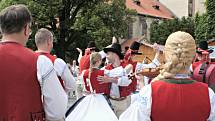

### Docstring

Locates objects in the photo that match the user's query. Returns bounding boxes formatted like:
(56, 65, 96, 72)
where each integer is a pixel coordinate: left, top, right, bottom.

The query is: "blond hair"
(88, 52, 102, 79)
(35, 28, 53, 46)
(153, 31, 196, 81)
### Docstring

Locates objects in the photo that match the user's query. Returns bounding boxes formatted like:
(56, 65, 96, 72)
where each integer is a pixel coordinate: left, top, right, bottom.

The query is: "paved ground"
(67, 93, 77, 109)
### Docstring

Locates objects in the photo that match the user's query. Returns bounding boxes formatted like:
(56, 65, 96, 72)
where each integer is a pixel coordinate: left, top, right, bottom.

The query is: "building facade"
(125, 0, 174, 40)
(159, 0, 206, 18)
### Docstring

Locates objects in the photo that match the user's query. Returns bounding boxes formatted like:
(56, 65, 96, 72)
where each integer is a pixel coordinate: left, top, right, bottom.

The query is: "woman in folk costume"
(119, 31, 215, 121)
(66, 52, 132, 121)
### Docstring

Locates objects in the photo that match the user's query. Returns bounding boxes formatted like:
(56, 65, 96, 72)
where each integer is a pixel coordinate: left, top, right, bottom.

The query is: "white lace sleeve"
(119, 84, 152, 121)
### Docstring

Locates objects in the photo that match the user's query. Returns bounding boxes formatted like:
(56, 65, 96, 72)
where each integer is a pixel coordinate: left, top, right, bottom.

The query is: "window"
(139, 16, 147, 36)
(188, 0, 194, 17)
(127, 23, 133, 39)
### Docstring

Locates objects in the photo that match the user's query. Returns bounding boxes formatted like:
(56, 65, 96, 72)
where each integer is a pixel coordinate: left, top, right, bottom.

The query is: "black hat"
(103, 43, 124, 59)
(130, 41, 142, 55)
(87, 41, 97, 51)
(197, 41, 213, 53)
(125, 46, 129, 51)
(199, 41, 208, 50)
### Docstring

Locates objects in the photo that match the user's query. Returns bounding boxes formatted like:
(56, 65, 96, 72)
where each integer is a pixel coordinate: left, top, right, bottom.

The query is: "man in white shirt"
(35, 28, 76, 94)
(0, 5, 67, 121)
(97, 43, 132, 117)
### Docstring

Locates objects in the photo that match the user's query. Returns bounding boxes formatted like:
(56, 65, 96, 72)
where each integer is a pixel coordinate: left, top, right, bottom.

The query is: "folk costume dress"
(119, 75, 215, 121)
(66, 66, 128, 121)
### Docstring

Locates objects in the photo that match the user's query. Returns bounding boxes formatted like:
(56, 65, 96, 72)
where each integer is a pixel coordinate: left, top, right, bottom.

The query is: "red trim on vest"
(0, 42, 45, 121)
(83, 69, 111, 95)
(105, 61, 132, 97)
(36, 52, 65, 89)
(151, 80, 210, 121)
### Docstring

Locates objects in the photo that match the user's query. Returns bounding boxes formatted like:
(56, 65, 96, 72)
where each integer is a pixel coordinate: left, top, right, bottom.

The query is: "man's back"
(0, 42, 44, 121)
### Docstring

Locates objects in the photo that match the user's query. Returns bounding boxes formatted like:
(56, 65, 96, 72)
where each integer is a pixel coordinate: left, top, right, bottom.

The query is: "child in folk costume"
(119, 31, 215, 121)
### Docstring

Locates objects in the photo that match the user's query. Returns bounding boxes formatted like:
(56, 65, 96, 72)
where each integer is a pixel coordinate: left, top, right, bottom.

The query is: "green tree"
(0, 0, 135, 61)
(206, 0, 215, 40)
(195, 13, 208, 42)
(150, 20, 159, 44)
(73, 0, 136, 50)
(150, 17, 195, 45)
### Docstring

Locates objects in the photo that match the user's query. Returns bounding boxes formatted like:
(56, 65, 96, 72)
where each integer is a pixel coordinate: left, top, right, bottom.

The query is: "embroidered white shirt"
(37, 55, 68, 121)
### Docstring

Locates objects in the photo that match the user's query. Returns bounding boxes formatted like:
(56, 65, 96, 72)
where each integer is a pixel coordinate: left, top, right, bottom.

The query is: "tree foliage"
(0, 0, 135, 61)
(73, 0, 136, 50)
(206, 0, 215, 40)
(150, 17, 195, 45)
(194, 13, 208, 42)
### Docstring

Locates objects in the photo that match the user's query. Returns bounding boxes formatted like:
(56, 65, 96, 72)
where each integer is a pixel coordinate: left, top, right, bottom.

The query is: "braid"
(153, 31, 196, 81)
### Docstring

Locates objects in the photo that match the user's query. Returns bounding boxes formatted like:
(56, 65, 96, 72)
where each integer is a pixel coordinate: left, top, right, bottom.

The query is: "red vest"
(151, 80, 210, 121)
(192, 62, 215, 92)
(105, 61, 132, 97)
(36, 52, 65, 89)
(192, 60, 204, 71)
(0, 42, 45, 121)
(83, 69, 111, 95)
(79, 54, 90, 73)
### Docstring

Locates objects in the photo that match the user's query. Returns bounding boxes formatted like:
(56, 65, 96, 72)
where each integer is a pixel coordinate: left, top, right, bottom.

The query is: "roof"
(126, 0, 174, 19)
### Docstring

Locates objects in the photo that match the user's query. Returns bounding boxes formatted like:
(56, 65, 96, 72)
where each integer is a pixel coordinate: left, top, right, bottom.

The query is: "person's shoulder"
(105, 64, 113, 70)
(21, 46, 37, 57)
(54, 58, 66, 65)
(37, 55, 53, 64)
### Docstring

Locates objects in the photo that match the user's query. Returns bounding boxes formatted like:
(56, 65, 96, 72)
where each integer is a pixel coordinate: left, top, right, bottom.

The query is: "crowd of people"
(0, 4, 215, 121)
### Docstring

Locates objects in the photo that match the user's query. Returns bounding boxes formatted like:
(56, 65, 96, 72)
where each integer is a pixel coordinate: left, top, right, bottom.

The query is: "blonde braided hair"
(153, 31, 196, 81)
(87, 52, 102, 91)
